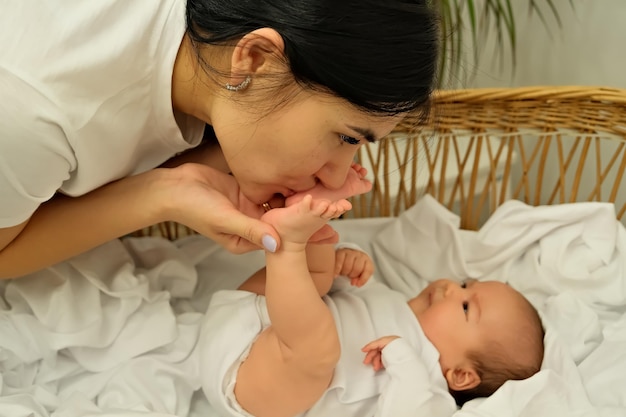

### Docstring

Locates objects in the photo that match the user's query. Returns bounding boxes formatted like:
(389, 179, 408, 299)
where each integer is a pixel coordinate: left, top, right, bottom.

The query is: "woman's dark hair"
(186, 0, 440, 117)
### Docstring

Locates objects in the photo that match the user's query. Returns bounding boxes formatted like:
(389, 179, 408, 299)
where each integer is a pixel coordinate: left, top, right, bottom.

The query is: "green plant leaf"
(435, 0, 573, 88)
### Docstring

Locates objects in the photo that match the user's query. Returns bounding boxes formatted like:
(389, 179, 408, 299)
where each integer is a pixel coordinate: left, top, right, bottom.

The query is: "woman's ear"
(228, 28, 285, 87)
(445, 366, 480, 392)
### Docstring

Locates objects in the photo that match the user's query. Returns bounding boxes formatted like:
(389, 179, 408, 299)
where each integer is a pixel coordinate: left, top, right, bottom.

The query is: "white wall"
(451, 0, 626, 89)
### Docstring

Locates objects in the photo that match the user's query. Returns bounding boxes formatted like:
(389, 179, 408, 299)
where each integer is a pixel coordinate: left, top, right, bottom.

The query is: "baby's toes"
(296, 194, 318, 216)
(320, 209, 337, 220)
(338, 199, 352, 213)
(353, 163, 367, 178)
(356, 179, 372, 194)
(322, 200, 351, 219)
(308, 198, 331, 217)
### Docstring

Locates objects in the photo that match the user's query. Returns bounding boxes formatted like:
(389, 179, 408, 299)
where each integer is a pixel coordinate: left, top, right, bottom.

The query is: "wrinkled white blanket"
(371, 196, 626, 417)
(1, 196, 624, 417)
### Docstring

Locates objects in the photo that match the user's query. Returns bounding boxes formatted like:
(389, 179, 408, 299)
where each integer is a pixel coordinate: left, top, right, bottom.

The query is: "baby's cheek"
(421, 307, 454, 336)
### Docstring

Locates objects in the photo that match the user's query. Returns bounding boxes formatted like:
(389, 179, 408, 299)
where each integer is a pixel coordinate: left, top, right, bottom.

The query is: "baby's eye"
(340, 134, 360, 145)
(460, 281, 467, 289)
(462, 301, 469, 315)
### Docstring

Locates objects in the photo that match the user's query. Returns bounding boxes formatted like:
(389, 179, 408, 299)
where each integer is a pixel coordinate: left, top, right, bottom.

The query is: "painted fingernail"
(262, 234, 277, 253)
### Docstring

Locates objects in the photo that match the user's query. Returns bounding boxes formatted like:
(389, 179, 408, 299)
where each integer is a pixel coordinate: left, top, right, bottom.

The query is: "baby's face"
(409, 279, 526, 374)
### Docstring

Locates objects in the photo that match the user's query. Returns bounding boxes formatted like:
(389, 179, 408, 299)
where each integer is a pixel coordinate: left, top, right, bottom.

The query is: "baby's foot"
(286, 163, 372, 206)
(262, 195, 351, 246)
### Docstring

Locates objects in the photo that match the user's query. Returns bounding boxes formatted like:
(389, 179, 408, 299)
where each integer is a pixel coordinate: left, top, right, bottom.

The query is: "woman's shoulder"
(1, 0, 186, 100)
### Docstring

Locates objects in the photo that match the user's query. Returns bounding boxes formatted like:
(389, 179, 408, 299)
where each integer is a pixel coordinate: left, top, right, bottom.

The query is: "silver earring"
(225, 76, 251, 92)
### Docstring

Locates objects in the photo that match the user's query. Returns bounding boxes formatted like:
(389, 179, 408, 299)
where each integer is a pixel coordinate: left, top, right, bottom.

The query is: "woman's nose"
(316, 167, 348, 190)
(315, 152, 356, 190)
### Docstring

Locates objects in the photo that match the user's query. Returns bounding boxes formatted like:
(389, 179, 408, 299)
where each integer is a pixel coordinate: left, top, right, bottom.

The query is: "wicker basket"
(351, 86, 626, 229)
(142, 86, 626, 239)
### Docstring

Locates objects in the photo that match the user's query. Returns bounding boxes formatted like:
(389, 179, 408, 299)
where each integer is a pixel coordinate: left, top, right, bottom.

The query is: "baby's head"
(409, 278, 544, 406)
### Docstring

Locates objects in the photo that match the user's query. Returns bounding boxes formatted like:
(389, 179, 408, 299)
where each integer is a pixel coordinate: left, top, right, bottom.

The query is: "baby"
(200, 195, 545, 417)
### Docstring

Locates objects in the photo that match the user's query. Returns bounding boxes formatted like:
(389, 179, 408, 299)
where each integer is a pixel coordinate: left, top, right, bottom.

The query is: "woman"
(0, 0, 439, 279)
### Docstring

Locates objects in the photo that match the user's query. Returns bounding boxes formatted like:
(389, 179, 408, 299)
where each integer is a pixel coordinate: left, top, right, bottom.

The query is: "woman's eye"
(340, 134, 360, 145)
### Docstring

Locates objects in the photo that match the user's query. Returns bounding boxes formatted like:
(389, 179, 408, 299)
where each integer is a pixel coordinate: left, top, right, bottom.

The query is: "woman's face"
(211, 91, 401, 203)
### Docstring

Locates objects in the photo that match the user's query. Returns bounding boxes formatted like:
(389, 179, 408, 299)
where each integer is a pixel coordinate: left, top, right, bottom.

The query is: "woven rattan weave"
(351, 86, 626, 229)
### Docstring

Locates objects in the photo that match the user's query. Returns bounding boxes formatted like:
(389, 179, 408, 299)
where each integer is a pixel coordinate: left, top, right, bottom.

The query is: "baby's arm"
(240, 244, 373, 296)
(334, 247, 374, 287)
(363, 337, 457, 417)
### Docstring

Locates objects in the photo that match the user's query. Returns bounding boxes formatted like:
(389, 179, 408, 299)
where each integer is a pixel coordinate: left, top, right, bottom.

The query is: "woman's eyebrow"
(346, 125, 377, 143)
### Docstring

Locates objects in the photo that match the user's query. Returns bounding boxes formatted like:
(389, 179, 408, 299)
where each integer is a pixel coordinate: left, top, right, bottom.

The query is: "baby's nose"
(443, 281, 462, 298)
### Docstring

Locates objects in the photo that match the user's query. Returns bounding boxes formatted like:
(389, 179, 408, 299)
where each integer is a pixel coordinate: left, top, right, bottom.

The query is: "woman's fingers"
(266, 194, 286, 210)
(220, 210, 281, 253)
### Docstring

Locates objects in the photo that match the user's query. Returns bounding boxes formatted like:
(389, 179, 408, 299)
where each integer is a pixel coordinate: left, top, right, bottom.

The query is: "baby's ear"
(445, 367, 480, 391)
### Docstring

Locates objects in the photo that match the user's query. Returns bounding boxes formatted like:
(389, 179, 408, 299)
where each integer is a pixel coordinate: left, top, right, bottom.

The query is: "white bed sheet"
(0, 196, 624, 417)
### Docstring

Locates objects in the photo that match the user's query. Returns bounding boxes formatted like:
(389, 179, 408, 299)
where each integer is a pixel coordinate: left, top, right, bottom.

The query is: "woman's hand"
(164, 163, 281, 253)
(163, 161, 372, 254)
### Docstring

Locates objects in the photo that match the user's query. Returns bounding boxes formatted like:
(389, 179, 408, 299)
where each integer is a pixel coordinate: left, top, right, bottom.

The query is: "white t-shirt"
(200, 279, 457, 417)
(0, 0, 205, 227)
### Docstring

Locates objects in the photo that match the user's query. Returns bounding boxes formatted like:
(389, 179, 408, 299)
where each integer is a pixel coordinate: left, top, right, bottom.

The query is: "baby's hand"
(361, 336, 400, 371)
(334, 248, 374, 287)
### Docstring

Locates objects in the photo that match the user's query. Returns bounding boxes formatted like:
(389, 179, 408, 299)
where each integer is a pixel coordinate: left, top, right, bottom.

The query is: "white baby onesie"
(199, 279, 456, 417)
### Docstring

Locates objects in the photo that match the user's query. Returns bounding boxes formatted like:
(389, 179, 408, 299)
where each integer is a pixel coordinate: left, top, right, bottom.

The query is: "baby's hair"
(450, 294, 545, 406)
(185, 0, 439, 119)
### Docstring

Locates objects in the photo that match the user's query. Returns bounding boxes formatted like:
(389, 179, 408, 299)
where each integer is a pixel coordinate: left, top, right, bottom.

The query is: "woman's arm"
(0, 169, 167, 279)
(0, 164, 280, 279)
(0, 221, 28, 258)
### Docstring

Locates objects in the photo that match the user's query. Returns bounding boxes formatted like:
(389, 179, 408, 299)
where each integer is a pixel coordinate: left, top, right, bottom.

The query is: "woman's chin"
(240, 187, 280, 205)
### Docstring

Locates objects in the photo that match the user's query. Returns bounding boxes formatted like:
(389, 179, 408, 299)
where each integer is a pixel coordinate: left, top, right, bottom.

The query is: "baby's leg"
(262, 194, 351, 247)
(238, 244, 336, 297)
(235, 197, 348, 417)
(237, 267, 268, 295)
(240, 197, 347, 296)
